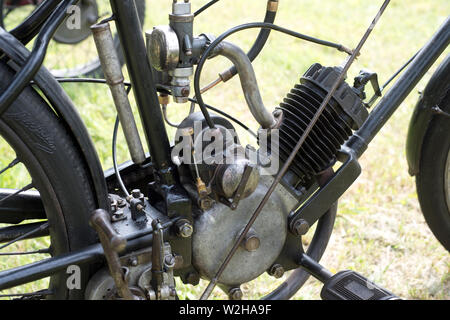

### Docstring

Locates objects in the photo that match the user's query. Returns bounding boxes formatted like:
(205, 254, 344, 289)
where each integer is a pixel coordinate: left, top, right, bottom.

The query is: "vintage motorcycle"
(0, 0, 448, 300)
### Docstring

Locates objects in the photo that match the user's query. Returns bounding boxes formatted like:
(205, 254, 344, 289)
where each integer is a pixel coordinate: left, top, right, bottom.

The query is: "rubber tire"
(416, 92, 450, 252)
(0, 62, 98, 299)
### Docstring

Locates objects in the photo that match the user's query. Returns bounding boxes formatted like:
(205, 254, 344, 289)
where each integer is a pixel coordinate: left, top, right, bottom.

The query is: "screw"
(228, 287, 243, 300)
(164, 255, 176, 269)
(268, 264, 284, 279)
(292, 219, 310, 236)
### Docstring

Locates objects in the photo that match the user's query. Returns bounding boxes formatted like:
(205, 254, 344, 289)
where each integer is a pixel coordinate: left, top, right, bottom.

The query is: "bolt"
(185, 272, 200, 285)
(228, 287, 243, 300)
(292, 219, 310, 236)
(268, 264, 284, 279)
(242, 232, 260, 252)
(128, 257, 138, 267)
(199, 197, 213, 210)
(177, 221, 193, 238)
(117, 198, 126, 208)
(164, 255, 176, 269)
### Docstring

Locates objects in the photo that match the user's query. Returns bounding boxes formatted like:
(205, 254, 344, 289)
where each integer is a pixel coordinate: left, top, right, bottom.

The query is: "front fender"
(0, 28, 109, 210)
(406, 54, 450, 176)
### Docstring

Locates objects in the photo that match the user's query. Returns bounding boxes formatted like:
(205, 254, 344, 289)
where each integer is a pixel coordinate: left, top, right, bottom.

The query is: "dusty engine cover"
(192, 172, 298, 286)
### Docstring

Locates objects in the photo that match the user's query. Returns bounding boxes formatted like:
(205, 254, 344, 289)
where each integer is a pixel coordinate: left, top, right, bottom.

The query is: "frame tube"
(109, 0, 175, 184)
(347, 16, 450, 158)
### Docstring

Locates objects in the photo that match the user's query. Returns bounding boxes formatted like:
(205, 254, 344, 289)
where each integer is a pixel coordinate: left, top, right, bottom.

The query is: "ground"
(0, 0, 449, 299)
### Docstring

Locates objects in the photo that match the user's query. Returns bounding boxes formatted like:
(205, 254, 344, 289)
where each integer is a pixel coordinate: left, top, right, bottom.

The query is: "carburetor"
(146, 0, 210, 103)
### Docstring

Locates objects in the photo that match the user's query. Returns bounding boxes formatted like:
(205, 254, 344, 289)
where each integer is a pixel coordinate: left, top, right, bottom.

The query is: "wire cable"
(194, 22, 353, 129)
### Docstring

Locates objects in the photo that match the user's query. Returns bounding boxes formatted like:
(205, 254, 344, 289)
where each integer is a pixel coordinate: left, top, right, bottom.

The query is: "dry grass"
(0, 0, 449, 299)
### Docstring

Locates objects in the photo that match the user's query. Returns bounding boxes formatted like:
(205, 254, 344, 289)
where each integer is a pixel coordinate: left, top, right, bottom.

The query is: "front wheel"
(416, 93, 450, 251)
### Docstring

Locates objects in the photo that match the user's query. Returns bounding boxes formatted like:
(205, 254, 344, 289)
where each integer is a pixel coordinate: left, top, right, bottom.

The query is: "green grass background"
(1, 0, 449, 299)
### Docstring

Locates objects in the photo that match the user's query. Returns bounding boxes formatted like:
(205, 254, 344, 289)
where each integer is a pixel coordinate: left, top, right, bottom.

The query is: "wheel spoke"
(0, 183, 33, 206)
(0, 248, 50, 256)
(0, 289, 53, 299)
(0, 158, 20, 175)
(0, 221, 49, 250)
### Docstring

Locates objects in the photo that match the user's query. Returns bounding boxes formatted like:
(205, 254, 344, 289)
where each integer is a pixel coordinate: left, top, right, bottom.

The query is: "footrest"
(321, 270, 400, 300)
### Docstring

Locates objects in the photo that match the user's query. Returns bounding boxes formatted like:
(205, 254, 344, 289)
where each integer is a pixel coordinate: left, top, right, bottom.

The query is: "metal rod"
(347, 15, 450, 158)
(91, 22, 146, 165)
(298, 253, 333, 283)
(0, 0, 77, 116)
(109, 0, 175, 184)
(0, 219, 177, 291)
(10, 0, 63, 44)
(194, 21, 354, 129)
(0, 221, 48, 244)
(0, 222, 49, 250)
(200, 0, 391, 300)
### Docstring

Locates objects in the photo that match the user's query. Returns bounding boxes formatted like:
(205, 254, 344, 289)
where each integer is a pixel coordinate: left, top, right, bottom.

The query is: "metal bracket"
(288, 147, 361, 230)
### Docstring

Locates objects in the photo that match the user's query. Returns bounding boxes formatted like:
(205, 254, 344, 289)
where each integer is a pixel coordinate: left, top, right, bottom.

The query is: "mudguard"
(0, 28, 109, 210)
(406, 54, 450, 176)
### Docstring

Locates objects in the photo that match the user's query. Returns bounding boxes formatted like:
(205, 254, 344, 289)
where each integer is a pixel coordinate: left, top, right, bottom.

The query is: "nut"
(292, 219, 310, 236)
(268, 264, 284, 279)
(177, 220, 193, 238)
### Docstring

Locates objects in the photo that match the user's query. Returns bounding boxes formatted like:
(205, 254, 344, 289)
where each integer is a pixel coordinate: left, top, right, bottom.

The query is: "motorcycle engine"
(173, 63, 368, 287)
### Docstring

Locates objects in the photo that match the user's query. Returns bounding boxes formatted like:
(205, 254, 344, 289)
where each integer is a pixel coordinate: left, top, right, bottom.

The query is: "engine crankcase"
(192, 172, 298, 286)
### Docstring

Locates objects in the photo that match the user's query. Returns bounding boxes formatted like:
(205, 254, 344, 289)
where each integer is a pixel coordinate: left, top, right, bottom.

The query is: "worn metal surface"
(91, 22, 146, 165)
(192, 172, 298, 285)
(85, 245, 176, 300)
(212, 41, 277, 129)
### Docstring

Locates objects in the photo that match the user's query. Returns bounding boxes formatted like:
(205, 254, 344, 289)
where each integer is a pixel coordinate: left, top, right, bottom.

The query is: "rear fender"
(406, 54, 450, 176)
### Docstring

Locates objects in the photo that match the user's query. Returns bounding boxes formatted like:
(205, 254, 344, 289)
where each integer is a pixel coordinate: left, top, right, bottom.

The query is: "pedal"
(320, 270, 400, 300)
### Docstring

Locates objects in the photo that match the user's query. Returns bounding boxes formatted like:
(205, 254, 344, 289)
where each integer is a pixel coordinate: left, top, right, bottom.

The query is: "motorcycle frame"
(0, 0, 449, 291)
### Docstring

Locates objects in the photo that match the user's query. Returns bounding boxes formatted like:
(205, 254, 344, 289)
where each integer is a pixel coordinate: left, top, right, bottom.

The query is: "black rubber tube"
(220, 4, 277, 82)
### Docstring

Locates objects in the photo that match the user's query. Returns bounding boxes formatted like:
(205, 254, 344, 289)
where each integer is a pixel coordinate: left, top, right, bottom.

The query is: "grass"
(1, 0, 449, 299)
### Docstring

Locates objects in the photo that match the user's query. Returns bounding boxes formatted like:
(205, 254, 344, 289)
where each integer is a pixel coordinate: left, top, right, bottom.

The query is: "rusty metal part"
(267, 0, 279, 12)
(158, 94, 170, 105)
(91, 22, 146, 165)
(90, 209, 136, 300)
(268, 264, 285, 279)
(200, 77, 222, 94)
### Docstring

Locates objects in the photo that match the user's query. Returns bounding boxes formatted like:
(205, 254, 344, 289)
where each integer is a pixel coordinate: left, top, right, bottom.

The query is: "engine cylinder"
(270, 63, 368, 182)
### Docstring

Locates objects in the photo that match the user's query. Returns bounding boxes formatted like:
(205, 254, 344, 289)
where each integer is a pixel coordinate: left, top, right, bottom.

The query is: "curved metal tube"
(212, 41, 276, 129)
